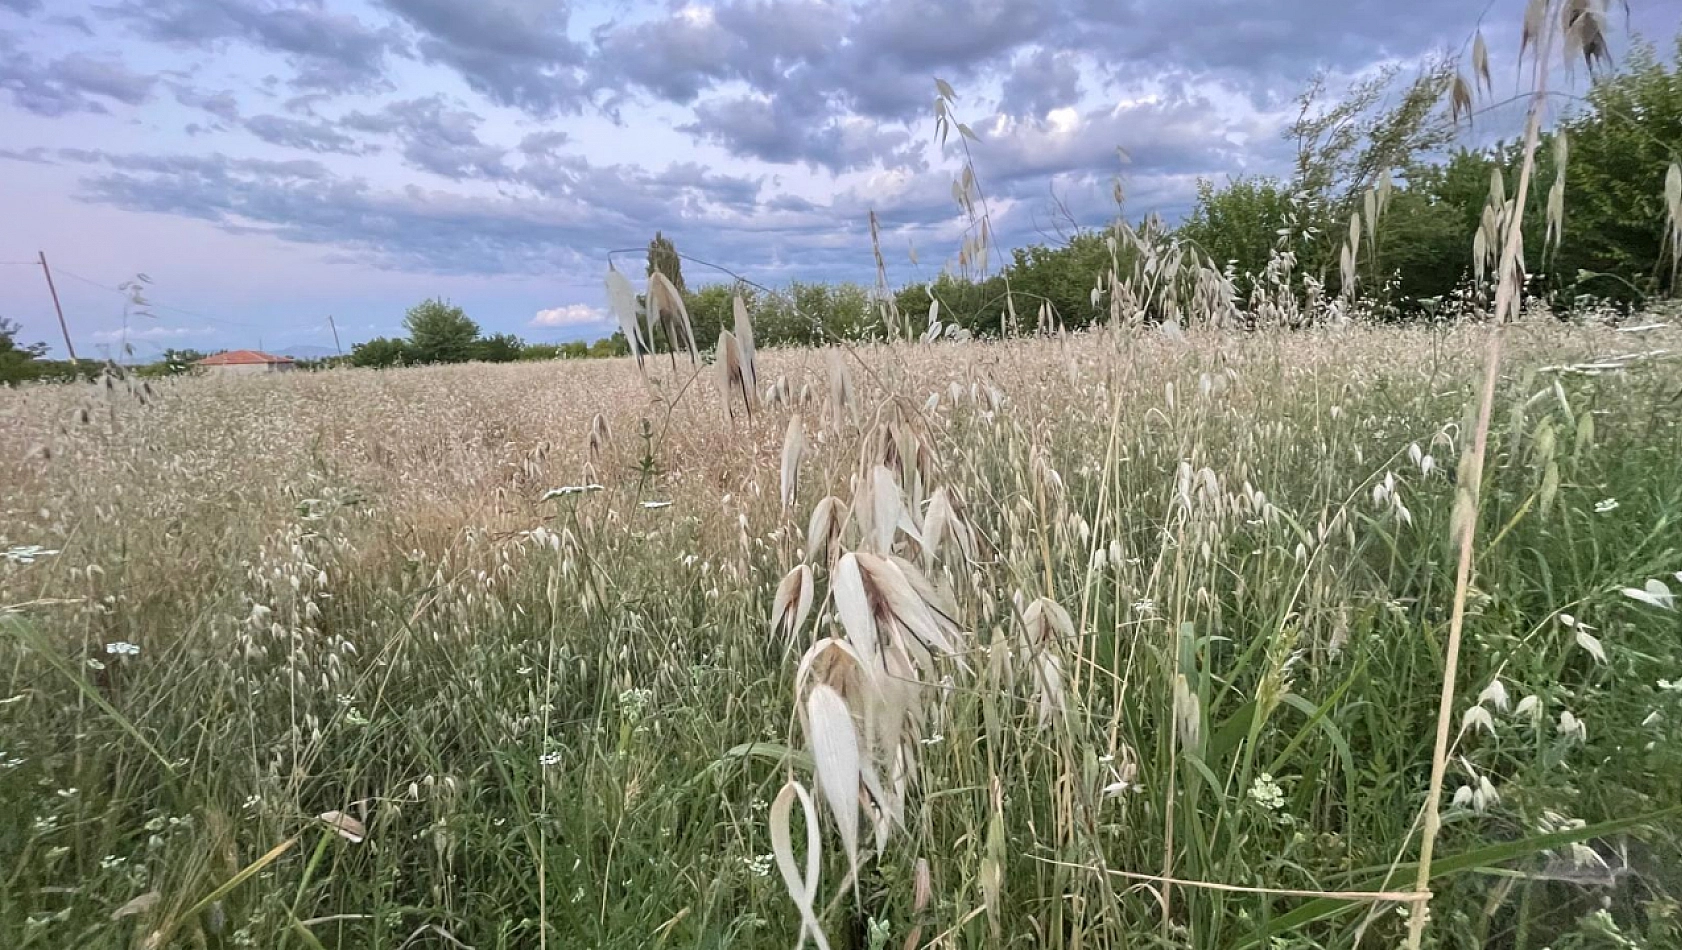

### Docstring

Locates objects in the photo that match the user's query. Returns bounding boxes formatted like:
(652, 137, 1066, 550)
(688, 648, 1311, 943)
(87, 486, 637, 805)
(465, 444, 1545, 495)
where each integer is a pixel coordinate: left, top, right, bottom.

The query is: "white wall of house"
(204, 362, 293, 376)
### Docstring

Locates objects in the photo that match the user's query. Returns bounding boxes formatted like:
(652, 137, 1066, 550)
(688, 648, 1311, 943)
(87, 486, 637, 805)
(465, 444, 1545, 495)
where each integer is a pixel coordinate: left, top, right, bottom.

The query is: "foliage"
(402, 298, 480, 364)
(134, 348, 208, 378)
(1177, 178, 1298, 296)
(1548, 35, 1682, 299)
(647, 231, 687, 295)
(1, 318, 101, 384)
(474, 333, 524, 363)
(0, 317, 49, 384)
(1, 325, 1679, 948)
(349, 336, 412, 369)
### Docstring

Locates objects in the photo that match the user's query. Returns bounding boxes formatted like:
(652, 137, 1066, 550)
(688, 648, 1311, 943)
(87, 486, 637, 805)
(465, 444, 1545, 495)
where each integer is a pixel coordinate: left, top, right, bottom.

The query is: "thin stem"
(1407, 6, 1556, 947)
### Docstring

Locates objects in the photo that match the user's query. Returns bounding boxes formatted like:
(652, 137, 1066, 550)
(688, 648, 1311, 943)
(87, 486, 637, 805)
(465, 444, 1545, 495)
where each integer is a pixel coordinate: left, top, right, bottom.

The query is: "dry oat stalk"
(825, 351, 856, 430)
(771, 564, 815, 644)
(781, 415, 807, 510)
(806, 496, 845, 565)
(604, 265, 646, 369)
(646, 271, 698, 365)
(769, 780, 832, 950)
(732, 294, 758, 395)
(1019, 596, 1075, 728)
(714, 329, 751, 419)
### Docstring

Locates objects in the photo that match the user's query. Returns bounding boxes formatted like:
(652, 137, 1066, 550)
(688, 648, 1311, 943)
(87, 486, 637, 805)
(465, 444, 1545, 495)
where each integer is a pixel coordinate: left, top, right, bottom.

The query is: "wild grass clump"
(4, 4, 1682, 947)
(2, 316, 1680, 949)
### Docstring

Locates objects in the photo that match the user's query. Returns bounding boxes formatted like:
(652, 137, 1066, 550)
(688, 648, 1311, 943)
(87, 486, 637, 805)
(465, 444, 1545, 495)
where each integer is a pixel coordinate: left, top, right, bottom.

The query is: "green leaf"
(1234, 806, 1682, 948)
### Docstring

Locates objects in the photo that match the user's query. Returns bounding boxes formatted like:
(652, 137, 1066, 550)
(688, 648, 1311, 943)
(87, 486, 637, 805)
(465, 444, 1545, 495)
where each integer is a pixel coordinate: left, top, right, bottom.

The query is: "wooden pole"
(37, 251, 79, 363)
(328, 315, 343, 355)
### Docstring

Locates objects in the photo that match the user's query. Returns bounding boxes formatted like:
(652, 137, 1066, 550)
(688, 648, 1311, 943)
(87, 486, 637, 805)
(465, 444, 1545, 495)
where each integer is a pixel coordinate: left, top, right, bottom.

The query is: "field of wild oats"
(2, 323, 1681, 950)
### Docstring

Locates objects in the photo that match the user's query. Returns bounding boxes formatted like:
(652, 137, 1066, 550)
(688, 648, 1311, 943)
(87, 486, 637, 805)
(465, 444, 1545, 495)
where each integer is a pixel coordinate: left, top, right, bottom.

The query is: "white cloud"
(530, 304, 610, 328)
(91, 324, 195, 342)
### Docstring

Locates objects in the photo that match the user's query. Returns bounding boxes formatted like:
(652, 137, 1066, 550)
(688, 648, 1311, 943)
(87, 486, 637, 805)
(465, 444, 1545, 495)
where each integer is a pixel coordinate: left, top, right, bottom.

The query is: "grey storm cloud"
(43, 147, 793, 277)
(972, 93, 1286, 184)
(14, 0, 1630, 295)
(342, 96, 514, 180)
(682, 94, 927, 174)
(374, 0, 591, 117)
(999, 47, 1083, 118)
(0, 38, 157, 116)
(64, 0, 1526, 179)
(101, 0, 398, 91)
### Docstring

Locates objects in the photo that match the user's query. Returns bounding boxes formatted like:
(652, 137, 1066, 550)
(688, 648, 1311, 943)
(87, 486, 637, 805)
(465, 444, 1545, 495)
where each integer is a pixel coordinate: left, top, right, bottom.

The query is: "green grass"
(2, 324, 1680, 950)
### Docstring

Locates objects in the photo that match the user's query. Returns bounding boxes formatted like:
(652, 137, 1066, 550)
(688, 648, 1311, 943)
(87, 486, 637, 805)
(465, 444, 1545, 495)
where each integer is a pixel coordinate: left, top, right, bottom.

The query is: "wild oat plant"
(6, 3, 1682, 949)
(3, 310, 1680, 950)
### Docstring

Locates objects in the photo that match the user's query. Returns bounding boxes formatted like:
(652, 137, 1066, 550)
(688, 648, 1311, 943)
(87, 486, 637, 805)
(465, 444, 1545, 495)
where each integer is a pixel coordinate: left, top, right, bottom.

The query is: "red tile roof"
(195, 349, 295, 366)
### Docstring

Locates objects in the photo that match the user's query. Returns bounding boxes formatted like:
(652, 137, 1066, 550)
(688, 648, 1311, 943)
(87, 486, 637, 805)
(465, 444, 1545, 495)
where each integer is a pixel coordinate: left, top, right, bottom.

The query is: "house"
(194, 349, 296, 376)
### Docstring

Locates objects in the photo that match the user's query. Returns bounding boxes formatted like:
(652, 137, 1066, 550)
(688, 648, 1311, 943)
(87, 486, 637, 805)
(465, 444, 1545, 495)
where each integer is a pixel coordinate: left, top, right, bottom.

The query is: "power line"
(49, 267, 264, 331)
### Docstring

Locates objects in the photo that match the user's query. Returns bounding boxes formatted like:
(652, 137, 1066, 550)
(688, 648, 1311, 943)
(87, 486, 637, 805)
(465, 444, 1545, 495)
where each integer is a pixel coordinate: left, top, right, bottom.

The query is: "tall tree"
(647, 231, 687, 294)
(402, 298, 480, 364)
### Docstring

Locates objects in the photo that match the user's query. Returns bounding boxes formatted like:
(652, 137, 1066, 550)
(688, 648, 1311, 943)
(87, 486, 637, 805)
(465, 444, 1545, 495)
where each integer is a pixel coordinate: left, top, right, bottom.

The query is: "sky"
(0, 0, 1674, 359)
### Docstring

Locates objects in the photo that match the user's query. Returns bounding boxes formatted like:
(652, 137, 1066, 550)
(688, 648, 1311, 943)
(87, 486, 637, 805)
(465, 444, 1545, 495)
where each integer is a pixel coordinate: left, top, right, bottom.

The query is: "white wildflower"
(1248, 773, 1285, 811)
(1593, 498, 1619, 513)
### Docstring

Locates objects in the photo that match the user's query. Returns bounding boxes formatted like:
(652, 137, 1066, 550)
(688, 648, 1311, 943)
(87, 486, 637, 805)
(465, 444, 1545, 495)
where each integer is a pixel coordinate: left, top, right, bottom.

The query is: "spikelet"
(806, 496, 845, 565)
(804, 684, 862, 887)
(733, 294, 758, 395)
(771, 564, 815, 644)
(1172, 673, 1203, 755)
(833, 551, 966, 687)
(781, 415, 806, 509)
(604, 265, 646, 368)
(588, 413, 610, 462)
(647, 271, 698, 365)
(714, 329, 751, 419)
(853, 464, 906, 554)
(1019, 597, 1074, 728)
(920, 487, 975, 570)
(769, 780, 832, 950)
(826, 350, 856, 431)
(794, 637, 898, 859)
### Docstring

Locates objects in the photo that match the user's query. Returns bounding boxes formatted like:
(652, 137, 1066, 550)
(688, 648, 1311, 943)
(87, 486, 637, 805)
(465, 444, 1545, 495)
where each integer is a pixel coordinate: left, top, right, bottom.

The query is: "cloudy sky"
(0, 0, 1669, 358)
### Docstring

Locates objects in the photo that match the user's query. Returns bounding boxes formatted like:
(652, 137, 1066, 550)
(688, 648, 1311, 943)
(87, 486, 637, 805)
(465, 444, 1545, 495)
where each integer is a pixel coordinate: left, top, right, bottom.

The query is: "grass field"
(2, 320, 1681, 949)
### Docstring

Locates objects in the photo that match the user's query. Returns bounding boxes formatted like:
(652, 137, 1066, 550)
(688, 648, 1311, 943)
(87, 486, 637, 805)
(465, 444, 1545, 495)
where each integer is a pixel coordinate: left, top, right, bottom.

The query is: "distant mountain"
(277, 345, 339, 360)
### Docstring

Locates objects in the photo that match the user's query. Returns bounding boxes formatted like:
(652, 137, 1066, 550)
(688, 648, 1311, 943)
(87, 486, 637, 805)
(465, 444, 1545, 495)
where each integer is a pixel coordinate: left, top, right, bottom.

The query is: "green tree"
(647, 232, 687, 294)
(350, 336, 412, 368)
(136, 348, 208, 378)
(1549, 36, 1682, 299)
(588, 332, 630, 358)
(681, 283, 736, 352)
(1, 317, 49, 384)
(474, 333, 524, 363)
(520, 343, 564, 360)
(402, 298, 480, 364)
(1176, 178, 1297, 296)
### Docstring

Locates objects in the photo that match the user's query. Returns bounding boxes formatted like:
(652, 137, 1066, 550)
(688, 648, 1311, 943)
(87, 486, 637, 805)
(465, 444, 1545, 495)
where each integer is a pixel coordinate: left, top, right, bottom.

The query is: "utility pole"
(327, 315, 343, 355)
(37, 251, 79, 363)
